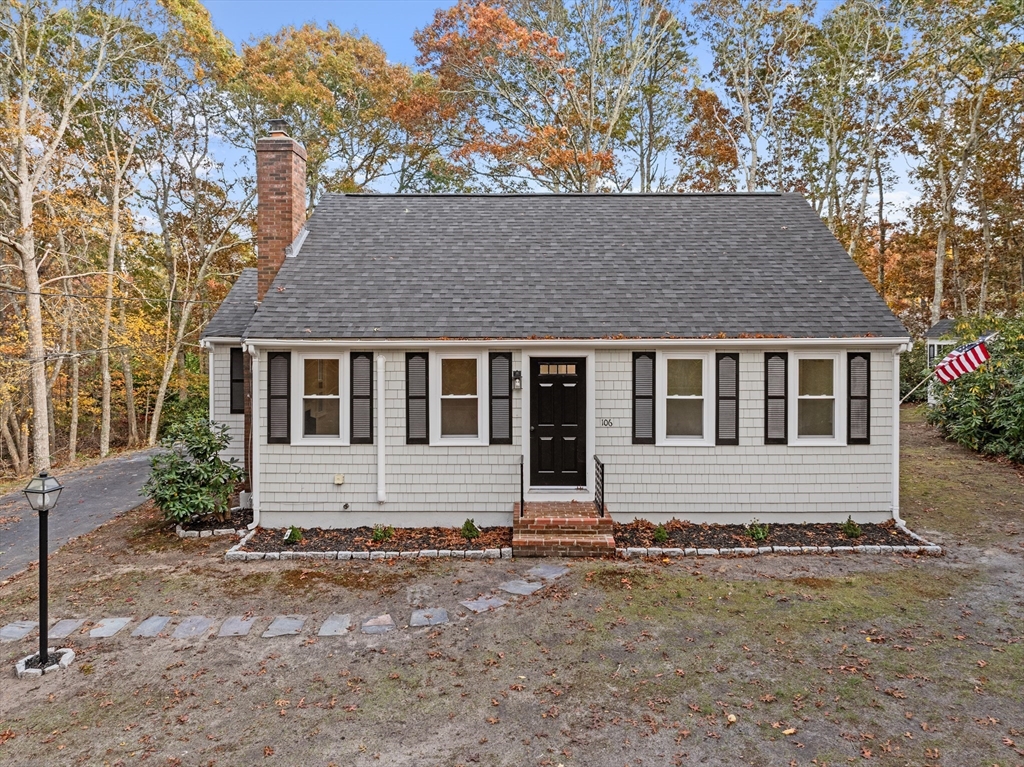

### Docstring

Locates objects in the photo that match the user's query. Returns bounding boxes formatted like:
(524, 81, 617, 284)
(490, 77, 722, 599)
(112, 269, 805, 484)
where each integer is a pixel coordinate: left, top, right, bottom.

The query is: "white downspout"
(248, 345, 260, 529)
(377, 354, 386, 503)
(201, 340, 213, 419)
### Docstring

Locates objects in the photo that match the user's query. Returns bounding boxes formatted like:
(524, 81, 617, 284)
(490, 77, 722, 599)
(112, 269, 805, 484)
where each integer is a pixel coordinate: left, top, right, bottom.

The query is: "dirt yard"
(1, 406, 1022, 766)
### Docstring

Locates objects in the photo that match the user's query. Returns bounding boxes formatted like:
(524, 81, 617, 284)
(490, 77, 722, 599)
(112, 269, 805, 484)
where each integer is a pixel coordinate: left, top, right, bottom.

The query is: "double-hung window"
(429, 353, 487, 444)
(657, 352, 713, 445)
(289, 352, 348, 443)
(790, 352, 843, 444)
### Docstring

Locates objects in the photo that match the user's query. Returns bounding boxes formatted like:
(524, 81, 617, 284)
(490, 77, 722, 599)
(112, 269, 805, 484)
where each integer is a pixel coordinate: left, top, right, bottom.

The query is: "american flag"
(934, 335, 992, 384)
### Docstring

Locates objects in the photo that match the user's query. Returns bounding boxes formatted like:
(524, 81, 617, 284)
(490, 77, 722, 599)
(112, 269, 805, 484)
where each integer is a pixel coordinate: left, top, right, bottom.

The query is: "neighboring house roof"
(244, 193, 907, 341)
(202, 268, 257, 340)
(924, 318, 955, 339)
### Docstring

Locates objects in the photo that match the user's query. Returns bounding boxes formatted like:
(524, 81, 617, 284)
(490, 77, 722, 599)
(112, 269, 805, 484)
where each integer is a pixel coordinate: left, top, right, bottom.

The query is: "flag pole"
(900, 369, 937, 404)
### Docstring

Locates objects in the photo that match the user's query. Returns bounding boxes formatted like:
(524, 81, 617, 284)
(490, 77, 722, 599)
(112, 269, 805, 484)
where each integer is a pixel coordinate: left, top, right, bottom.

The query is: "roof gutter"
(241, 336, 912, 350)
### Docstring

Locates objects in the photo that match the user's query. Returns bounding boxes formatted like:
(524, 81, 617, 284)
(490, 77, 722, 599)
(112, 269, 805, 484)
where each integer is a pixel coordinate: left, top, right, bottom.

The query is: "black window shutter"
(229, 347, 245, 414)
(406, 352, 428, 444)
(489, 352, 512, 445)
(847, 352, 871, 444)
(633, 352, 655, 444)
(351, 352, 373, 444)
(764, 352, 787, 445)
(267, 351, 290, 444)
(716, 353, 739, 445)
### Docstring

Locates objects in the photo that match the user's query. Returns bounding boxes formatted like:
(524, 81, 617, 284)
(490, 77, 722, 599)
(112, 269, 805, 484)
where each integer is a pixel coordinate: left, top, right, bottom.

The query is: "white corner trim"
(377, 354, 386, 503)
(892, 348, 902, 524)
(248, 346, 260, 529)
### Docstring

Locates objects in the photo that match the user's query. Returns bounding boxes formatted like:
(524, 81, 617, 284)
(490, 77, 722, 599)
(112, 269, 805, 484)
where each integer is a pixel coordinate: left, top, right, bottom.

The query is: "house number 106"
(600, 419, 614, 427)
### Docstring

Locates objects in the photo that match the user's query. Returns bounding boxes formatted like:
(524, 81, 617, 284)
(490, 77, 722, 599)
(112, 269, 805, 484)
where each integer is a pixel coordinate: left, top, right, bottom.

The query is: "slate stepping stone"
(131, 616, 171, 638)
(526, 564, 569, 581)
(410, 608, 448, 627)
(318, 614, 351, 636)
(90, 617, 132, 638)
(49, 619, 86, 639)
(0, 620, 37, 643)
(460, 596, 508, 614)
(218, 616, 256, 637)
(172, 616, 213, 639)
(499, 580, 544, 596)
(262, 615, 306, 638)
(361, 614, 395, 634)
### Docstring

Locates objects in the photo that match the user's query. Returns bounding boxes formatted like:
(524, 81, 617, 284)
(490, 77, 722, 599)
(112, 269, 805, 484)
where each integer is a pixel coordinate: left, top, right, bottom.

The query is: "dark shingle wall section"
(244, 194, 907, 340)
(202, 268, 257, 340)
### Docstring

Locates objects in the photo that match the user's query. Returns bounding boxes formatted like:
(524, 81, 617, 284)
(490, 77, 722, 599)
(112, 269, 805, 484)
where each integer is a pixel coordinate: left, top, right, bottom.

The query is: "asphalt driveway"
(0, 449, 158, 582)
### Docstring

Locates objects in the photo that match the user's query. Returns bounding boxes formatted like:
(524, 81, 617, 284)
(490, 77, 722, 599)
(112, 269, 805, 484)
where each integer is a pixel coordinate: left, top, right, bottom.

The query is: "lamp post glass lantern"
(23, 471, 63, 669)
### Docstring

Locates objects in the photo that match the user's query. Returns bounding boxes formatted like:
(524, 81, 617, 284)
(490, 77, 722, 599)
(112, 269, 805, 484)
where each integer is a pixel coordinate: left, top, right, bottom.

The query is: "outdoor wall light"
(512, 370, 522, 390)
(23, 471, 63, 670)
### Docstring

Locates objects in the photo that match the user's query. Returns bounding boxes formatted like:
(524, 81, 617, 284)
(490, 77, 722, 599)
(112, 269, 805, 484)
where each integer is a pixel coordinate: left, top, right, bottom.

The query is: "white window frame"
(656, 351, 714, 446)
(789, 351, 845, 446)
(292, 350, 349, 445)
(430, 351, 488, 446)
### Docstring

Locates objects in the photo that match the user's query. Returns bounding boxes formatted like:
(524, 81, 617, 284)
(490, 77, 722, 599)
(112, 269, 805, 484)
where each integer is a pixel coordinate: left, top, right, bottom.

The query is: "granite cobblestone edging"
(176, 525, 247, 540)
(617, 540, 942, 559)
(225, 541, 515, 562)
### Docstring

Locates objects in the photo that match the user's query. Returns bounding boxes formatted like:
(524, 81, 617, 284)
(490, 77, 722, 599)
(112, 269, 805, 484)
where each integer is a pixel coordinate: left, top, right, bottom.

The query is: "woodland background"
(1, 0, 1022, 477)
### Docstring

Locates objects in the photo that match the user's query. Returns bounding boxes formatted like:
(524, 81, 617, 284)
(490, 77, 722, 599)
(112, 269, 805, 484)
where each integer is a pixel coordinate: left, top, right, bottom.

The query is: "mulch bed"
(179, 506, 254, 532)
(614, 518, 917, 549)
(242, 525, 513, 554)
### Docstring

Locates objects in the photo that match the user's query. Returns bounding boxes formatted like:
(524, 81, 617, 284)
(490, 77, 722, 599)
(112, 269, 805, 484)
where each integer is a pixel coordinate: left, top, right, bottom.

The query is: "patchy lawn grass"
(1, 407, 1022, 766)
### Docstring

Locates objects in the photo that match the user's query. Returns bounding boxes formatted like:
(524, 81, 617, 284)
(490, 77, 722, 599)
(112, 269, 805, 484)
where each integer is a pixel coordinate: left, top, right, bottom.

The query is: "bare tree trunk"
(69, 327, 79, 463)
(119, 300, 139, 446)
(99, 184, 120, 458)
(931, 224, 948, 325)
(876, 157, 885, 293)
(979, 194, 993, 315)
(19, 192, 50, 471)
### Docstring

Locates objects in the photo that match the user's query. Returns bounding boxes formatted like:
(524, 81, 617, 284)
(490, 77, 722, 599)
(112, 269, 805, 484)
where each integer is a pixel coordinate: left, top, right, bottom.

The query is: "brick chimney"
(256, 119, 307, 302)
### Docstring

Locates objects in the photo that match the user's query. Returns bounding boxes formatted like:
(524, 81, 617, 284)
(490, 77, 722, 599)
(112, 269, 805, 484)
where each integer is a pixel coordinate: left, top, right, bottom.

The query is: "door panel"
(531, 358, 586, 486)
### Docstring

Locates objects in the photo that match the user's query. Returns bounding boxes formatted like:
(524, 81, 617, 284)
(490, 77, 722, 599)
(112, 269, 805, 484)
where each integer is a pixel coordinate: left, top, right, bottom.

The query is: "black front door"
(530, 358, 586, 487)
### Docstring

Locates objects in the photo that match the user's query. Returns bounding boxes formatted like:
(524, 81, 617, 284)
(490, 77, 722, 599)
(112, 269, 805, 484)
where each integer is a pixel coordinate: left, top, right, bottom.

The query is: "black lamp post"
(23, 471, 63, 668)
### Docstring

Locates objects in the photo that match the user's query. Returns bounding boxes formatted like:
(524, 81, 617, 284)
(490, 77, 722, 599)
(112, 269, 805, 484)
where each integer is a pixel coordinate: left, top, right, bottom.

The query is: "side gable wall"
(208, 343, 245, 465)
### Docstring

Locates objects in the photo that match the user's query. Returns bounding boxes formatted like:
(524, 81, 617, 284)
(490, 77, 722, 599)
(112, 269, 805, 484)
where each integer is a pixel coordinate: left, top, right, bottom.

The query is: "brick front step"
(512, 534, 616, 558)
(512, 501, 615, 557)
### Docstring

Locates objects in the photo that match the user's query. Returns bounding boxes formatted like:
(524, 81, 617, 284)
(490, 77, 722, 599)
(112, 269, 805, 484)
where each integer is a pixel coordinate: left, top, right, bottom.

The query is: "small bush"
(461, 518, 480, 540)
(284, 526, 303, 544)
(899, 341, 929, 403)
(747, 520, 770, 542)
(653, 524, 669, 544)
(372, 524, 394, 542)
(142, 416, 244, 526)
(841, 516, 862, 539)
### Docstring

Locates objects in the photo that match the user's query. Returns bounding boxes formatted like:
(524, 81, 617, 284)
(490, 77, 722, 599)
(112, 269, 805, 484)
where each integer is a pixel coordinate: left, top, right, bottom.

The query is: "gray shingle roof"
(202, 268, 257, 340)
(244, 194, 906, 341)
(924, 318, 955, 339)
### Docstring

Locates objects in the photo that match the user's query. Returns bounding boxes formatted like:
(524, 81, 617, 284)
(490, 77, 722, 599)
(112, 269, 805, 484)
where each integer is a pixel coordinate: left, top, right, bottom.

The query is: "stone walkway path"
(0, 564, 569, 648)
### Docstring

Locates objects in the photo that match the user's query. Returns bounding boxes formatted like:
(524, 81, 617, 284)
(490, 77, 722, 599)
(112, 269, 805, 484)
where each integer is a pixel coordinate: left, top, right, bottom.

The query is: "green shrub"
(285, 526, 303, 544)
(841, 516, 862, 539)
(372, 524, 394, 542)
(461, 518, 480, 540)
(142, 416, 244, 526)
(653, 524, 669, 544)
(927, 316, 1024, 463)
(747, 519, 770, 542)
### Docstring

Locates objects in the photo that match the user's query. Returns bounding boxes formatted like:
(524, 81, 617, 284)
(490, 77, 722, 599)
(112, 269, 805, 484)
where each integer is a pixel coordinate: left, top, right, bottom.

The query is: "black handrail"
(594, 455, 605, 517)
(519, 454, 525, 518)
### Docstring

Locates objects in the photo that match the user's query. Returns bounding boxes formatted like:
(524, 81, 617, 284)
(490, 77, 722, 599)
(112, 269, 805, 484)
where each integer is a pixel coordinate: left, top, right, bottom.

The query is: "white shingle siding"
(208, 344, 245, 465)
(255, 346, 896, 528)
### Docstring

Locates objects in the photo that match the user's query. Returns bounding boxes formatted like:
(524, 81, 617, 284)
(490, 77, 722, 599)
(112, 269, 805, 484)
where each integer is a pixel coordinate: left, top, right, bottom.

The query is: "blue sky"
(205, 0, 453, 63)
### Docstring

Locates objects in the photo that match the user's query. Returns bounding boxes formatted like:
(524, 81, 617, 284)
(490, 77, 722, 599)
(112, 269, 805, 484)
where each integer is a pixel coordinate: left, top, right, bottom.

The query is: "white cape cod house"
(201, 124, 910, 549)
